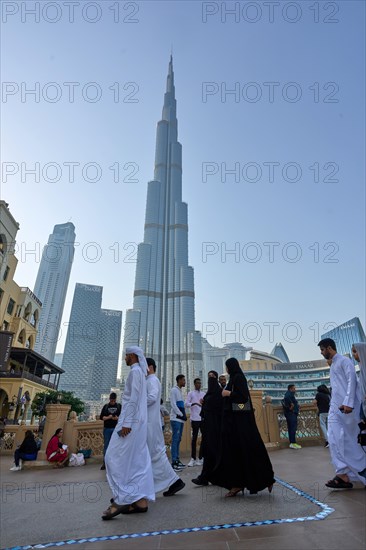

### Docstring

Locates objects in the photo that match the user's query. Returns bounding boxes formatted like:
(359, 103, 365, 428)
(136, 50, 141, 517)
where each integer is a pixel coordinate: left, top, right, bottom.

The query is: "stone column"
(250, 390, 268, 442)
(38, 404, 71, 460)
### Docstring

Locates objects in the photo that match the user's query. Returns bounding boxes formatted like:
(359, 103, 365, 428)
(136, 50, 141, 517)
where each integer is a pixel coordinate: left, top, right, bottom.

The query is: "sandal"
(120, 501, 148, 514)
(225, 488, 244, 498)
(325, 476, 353, 489)
(101, 503, 125, 520)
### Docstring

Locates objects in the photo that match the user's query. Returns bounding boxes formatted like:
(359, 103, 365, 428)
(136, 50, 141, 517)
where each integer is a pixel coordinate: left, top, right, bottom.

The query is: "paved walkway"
(1, 446, 365, 549)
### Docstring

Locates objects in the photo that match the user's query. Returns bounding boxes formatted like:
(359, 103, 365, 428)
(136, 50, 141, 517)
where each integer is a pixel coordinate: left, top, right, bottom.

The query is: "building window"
(0, 288, 4, 303)
(3, 320, 9, 330)
(3, 265, 10, 281)
(7, 298, 15, 315)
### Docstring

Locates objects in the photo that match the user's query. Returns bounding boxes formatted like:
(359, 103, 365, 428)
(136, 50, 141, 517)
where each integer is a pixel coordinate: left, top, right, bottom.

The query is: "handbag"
(231, 381, 251, 412)
(232, 401, 251, 412)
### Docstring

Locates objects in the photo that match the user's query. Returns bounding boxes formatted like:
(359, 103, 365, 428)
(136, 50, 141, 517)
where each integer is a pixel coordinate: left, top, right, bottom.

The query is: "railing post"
(265, 402, 280, 444)
(38, 403, 71, 460)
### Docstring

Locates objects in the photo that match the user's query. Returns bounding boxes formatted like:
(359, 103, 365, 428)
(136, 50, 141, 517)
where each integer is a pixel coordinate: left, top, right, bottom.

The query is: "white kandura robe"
(147, 374, 179, 493)
(105, 363, 155, 504)
(328, 353, 366, 484)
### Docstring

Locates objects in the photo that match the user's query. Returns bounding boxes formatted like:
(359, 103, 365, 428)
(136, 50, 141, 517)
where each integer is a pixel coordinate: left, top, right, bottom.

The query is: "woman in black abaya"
(209, 358, 275, 497)
(192, 370, 223, 486)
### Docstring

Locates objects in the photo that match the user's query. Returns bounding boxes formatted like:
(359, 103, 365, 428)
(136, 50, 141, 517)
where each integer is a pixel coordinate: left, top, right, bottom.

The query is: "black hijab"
(225, 357, 246, 390)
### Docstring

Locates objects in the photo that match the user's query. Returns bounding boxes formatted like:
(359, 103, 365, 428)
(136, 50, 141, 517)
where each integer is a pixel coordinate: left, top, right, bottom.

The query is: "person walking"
(169, 374, 187, 471)
(209, 358, 275, 496)
(314, 384, 330, 447)
(192, 370, 223, 486)
(318, 338, 366, 489)
(283, 385, 301, 449)
(146, 358, 185, 497)
(102, 347, 154, 519)
(99, 392, 121, 470)
(185, 378, 205, 467)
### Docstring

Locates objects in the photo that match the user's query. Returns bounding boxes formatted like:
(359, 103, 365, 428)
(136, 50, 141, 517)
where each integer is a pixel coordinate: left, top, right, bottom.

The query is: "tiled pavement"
(1, 446, 365, 549)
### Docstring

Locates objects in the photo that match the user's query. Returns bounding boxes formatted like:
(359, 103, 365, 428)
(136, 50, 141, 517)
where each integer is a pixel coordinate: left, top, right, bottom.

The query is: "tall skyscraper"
(33, 222, 75, 361)
(90, 309, 122, 400)
(60, 283, 122, 401)
(123, 57, 202, 396)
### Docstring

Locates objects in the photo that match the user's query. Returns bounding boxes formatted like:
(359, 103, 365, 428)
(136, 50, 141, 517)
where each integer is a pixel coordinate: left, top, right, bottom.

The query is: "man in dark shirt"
(100, 392, 121, 470)
(283, 384, 301, 449)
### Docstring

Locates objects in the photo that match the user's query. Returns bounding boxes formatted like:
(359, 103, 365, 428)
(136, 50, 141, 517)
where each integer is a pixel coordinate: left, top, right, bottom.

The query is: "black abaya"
(209, 372, 275, 492)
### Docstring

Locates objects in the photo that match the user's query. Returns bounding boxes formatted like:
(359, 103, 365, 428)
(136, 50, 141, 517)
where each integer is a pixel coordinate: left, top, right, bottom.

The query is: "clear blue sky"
(2, 1, 365, 364)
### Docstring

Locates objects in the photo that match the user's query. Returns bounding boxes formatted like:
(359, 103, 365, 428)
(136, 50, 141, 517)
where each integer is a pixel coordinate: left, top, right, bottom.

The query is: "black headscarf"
(225, 357, 245, 390)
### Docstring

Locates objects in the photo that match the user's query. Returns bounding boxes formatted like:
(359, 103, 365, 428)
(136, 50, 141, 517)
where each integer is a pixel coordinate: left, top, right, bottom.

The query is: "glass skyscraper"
(33, 222, 75, 361)
(91, 309, 122, 400)
(60, 283, 122, 401)
(123, 57, 202, 397)
(321, 317, 366, 362)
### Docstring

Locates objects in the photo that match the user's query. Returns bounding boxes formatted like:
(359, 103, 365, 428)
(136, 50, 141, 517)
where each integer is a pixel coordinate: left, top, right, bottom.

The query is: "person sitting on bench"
(10, 430, 38, 471)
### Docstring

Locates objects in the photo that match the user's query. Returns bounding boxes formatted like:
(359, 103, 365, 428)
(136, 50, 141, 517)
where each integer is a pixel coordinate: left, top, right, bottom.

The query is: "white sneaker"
(289, 443, 298, 449)
(10, 465, 21, 471)
(196, 458, 203, 466)
(187, 458, 196, 467)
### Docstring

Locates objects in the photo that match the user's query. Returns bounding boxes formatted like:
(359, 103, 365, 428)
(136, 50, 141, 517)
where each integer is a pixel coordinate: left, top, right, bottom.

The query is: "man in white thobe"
(146, 358, 185, 496)
(102, 347, 155, 519)
(318, 338, 366, 488)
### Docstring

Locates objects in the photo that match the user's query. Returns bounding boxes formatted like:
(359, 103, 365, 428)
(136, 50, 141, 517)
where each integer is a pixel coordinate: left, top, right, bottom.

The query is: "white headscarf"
(126, 346, 148, 375)
(353, 342, 366, 417)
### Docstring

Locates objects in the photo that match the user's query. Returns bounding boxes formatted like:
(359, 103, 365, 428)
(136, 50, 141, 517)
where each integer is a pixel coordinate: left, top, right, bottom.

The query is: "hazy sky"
(2, 0, 365, 365)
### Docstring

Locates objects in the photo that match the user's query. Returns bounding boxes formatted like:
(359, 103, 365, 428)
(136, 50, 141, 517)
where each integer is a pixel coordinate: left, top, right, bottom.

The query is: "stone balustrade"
(0, 393, 324, 463)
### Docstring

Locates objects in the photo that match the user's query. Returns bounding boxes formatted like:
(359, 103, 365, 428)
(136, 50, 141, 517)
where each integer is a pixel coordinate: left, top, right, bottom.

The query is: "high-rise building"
(90, 309, 122, 400)
(321, 317, 366, 363)
(60, 283, 122, 401)
(123, 57, 202, 397)
(33, 222, 76, 361)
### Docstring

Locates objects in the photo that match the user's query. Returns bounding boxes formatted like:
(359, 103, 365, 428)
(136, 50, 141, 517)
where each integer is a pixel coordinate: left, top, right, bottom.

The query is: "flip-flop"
(325, 476, 353, 489)
(120, 502, 148, 514)
(101, 503, 125, 520)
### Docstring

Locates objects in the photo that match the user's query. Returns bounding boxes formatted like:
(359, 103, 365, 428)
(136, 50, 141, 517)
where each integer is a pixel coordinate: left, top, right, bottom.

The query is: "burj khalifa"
(123, 57, 202, 396)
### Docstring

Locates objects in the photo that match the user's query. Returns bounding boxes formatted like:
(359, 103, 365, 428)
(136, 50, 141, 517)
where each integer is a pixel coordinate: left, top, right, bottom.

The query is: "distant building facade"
(34, 222, 76, 362)
(321, 317, 366, 363)
(271, 342, 290, 363)
(240, 353, 330, 404)
(60, 284, 122, 401)
(201, 339, 251, 384)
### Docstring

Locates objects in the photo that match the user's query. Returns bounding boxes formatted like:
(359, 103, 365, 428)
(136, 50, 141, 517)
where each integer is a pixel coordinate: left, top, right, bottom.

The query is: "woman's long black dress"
(198, 377, 223, 484)
(209, 372, 275, 492)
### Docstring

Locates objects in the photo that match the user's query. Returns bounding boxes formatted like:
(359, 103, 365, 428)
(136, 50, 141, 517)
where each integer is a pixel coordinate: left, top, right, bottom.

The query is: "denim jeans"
(103, 427, 115, 456)
(14, 449, 37, 466)
(319, 412, 328, 440)
(285, 412, 298, 444)
(170, 420, 184, 463)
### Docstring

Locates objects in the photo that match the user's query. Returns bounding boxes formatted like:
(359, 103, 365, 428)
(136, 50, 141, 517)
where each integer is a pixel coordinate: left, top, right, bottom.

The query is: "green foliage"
(31, 390, 85, 417)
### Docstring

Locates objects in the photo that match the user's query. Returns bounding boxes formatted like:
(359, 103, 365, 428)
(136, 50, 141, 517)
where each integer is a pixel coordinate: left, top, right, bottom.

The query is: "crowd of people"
(7, 338, 366, 517)
(100, 346, 276, 520)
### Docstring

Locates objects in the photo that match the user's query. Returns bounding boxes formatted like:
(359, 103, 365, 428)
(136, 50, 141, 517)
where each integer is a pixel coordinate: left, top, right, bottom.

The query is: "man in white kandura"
(146, 358, 185, 496)
(102, 347, 155, 519)
(318, 338, 366, 489)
